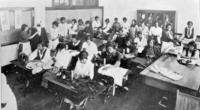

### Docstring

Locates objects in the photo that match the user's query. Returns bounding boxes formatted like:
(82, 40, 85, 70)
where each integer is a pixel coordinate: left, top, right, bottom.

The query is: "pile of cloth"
(149, 65, 183, 81)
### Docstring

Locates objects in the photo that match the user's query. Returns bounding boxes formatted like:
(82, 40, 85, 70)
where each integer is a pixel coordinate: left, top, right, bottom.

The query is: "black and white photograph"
(0, 0, 200, 110)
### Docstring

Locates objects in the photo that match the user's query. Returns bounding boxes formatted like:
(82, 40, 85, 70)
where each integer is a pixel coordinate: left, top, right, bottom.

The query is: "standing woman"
(18, 24, 32, 56)
(49, 21, 60, 50)
(129, 19, 138, 40)
(36, 23, 49, 47)
(28, 27, 40, 52)
(138, 22, 149, 40)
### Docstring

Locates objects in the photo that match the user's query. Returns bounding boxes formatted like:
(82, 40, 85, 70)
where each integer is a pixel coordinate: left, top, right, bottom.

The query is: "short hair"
(78, 19, 83, 24)
(78, 50, 88, 60)
(154, 21, 159, 25)
(188, 41, 197, 49)
(137, 31, 142, 35)
(21, 24, 28, 31)
(132, 19, 137, 23)
(85, 20, 91, 25)
(60, 17, 66, 21)
(52, 21, 59, 27)
(72, 19, 77, 23)
(123, 17, 127, 21)
(114, 18, 118, 21)
(86, 34, 92, 41)
(95, 16, 99, 20)
(187, 21, 193, 25)
(29, 27, 37, 36)
(56, 43, 66, 51)
(72, 34, 79, 40)
(105, 18, 110, 23)
(166, 23, 172, 29)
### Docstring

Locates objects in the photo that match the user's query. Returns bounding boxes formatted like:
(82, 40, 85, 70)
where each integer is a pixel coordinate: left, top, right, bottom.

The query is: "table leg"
(112, 84, 116, 96)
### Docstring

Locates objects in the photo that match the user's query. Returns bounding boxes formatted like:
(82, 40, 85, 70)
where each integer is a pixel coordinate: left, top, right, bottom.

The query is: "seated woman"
(73, 50, 94, 80)
(54, 43, 74, 70)
(146, 39, 156, 65)
(82, 35, 98, 61)
(122, 38, 137, 58)
(102, 43, 122, 67)
(27, 41, 53, 74)
(69, 19, 78, 36)
(69, 35, 82, 51)
(182, 41, 199, 59)
(134, 31, 147, 57)
(120, 38, 138, 68)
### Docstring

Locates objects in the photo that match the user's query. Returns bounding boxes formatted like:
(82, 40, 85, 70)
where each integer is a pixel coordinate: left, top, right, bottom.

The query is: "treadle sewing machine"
(42, 69, 108, 110)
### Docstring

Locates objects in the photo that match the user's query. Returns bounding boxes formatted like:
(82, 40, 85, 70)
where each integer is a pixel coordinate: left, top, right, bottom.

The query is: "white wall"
(99, 0, 200, 34)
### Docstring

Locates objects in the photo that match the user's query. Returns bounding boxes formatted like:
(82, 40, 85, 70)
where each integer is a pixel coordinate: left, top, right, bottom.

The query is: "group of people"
(17, 15, 199, 82)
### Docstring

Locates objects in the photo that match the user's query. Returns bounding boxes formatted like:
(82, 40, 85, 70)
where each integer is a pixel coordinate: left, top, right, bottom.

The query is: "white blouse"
(54, 50, 73, 69)
(50, 27, 60, 40)
(82, 41, 98, 60)
(74, 59, 94, 80)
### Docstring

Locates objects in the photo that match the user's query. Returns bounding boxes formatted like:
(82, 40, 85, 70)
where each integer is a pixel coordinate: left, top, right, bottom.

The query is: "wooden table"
(140, 55, 200, 93)
(42, 71, 106, 105)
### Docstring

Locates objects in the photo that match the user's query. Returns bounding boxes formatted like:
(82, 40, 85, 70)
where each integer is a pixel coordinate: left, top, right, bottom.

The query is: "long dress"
(29, 27, 41, 52)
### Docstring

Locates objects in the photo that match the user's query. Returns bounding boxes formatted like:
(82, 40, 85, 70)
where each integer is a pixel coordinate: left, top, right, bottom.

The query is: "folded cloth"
(161, 42, 174, 53)
(26, 60, 53, 74)
(150, 65, 183, 81)
(98, 64, 128, 86)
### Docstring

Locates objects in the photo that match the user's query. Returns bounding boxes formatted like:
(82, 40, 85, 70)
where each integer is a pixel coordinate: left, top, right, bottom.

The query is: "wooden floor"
(3, 65, 176, 110)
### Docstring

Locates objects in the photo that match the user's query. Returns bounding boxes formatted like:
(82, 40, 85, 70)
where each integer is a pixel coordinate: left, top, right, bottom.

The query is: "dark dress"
(29, 28, 41, 52)
(69, 41, 82, 51)
(39, 28, 49, 47)
(18, 31, 29, 42)
(102, 51, 122, 65)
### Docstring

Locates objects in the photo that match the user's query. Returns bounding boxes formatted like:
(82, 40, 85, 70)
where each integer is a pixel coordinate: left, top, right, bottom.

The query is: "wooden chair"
(175, 90, 200, 110)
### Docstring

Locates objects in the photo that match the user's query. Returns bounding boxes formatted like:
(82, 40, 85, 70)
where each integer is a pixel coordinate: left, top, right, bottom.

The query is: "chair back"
(175, 90, 200, 110)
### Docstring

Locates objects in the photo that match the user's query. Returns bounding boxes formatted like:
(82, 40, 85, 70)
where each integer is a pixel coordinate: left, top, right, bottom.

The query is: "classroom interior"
(1, 0, 200, 110)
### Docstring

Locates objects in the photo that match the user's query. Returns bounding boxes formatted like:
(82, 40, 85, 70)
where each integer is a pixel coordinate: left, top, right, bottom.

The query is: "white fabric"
(50, 27, 60, 40)
(98, 64, 128, 86)
(74, 59, 94, 80)
(54, 50, 73, 69)
(49, 39, 59, 50)
(150, 65, 183, 81)
(121, 22, 130, 34)
(134, 37, 147, 53)
(59, 23, 69, 36)
(138, 26, 149, 38)
(29, 48, 51, 63)
(19, 41, 32, 56)
(149, 26, 163, 44)
(92, 20, 101, 31)
(69, 24, 78, 35)
(161, 41, 180, 54)
(28, 48, 53, 74)
(49, 27, 60, 49)
(1, 74, 18, 110)
(182, 38, 194, 44)
(82, 41, 98, 60)
(103, 23, 112, 34)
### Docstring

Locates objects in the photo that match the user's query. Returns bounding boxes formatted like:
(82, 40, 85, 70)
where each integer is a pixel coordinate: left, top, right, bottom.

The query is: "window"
(52, 0, 99, 7)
